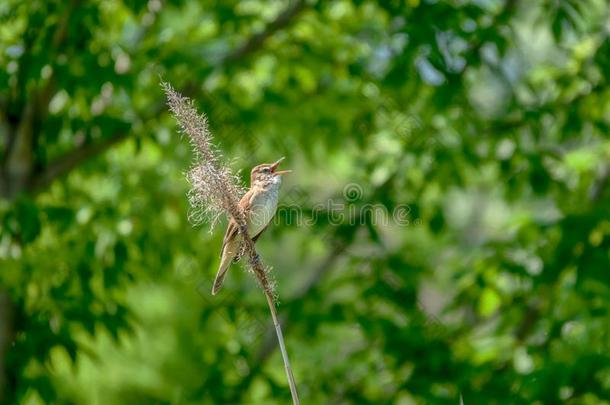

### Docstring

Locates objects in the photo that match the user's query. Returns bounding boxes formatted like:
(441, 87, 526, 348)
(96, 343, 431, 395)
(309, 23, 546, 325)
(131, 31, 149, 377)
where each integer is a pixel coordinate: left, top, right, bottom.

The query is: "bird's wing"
(252, 225, 268, 243)
(231, 223, 268, 264)
(220, 189, 253, 257)
(220, 220, 239, 258)
(246, 186, 270, 242)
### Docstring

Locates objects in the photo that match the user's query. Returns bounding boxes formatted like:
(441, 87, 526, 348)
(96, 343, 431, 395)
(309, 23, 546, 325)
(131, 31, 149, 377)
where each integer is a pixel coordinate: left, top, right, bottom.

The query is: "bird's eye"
(262, 168, 270, 173)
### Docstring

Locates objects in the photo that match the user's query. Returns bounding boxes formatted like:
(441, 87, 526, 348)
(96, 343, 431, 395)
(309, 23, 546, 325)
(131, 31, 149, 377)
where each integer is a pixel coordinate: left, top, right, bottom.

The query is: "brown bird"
(212, 157, 290, 295)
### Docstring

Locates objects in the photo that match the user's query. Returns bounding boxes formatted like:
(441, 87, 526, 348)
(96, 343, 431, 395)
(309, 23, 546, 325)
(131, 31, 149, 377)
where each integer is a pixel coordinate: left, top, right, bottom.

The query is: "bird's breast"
(247, 185, 280, 237)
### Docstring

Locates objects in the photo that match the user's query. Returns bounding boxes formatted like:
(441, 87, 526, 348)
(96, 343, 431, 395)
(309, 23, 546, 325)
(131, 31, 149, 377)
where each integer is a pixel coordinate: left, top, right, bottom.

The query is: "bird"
(212, 157, 290, 295)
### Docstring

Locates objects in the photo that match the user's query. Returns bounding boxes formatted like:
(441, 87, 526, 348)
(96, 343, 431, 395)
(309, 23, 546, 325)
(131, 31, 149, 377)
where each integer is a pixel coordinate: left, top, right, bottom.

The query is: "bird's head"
(250, 157, 291, 187)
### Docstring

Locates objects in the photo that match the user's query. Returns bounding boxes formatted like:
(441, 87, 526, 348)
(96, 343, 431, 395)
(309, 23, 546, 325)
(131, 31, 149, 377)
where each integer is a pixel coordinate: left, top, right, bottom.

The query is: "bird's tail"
(212, 239, 239, 295)
(211, 264, 229, 295)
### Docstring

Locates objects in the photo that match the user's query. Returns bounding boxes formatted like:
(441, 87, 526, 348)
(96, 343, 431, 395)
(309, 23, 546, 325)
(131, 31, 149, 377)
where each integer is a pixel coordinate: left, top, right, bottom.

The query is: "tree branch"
(0, 292, 15, 403)
(26, 0, 308, 194)
(589, 163, 610, 202)
(221, 0, 307, 65)
(28, 132, 128, 193)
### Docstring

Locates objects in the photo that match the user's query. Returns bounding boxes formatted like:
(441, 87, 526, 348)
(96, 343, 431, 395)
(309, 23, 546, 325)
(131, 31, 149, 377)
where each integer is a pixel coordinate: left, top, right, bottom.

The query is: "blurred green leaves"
(1, 0, 609, 404)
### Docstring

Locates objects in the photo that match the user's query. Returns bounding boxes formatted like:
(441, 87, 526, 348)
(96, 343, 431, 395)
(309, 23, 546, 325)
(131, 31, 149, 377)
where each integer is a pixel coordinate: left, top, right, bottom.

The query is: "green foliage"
(1, 0, 609, 404)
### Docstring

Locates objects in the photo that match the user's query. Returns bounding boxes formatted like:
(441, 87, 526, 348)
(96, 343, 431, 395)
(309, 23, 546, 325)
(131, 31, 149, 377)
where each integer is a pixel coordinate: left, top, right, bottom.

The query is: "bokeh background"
(1, 0, 610, 404)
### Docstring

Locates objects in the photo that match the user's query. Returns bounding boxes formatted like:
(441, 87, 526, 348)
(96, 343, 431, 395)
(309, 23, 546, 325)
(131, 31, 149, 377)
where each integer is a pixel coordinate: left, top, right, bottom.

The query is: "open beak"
(270, 157, 291, 175)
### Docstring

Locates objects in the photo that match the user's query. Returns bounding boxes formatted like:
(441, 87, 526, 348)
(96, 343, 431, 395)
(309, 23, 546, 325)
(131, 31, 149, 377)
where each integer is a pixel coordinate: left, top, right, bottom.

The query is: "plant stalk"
(263, 290, 300, 405)
(162, 82, 299, 403)
(238, 226, 300, 404)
